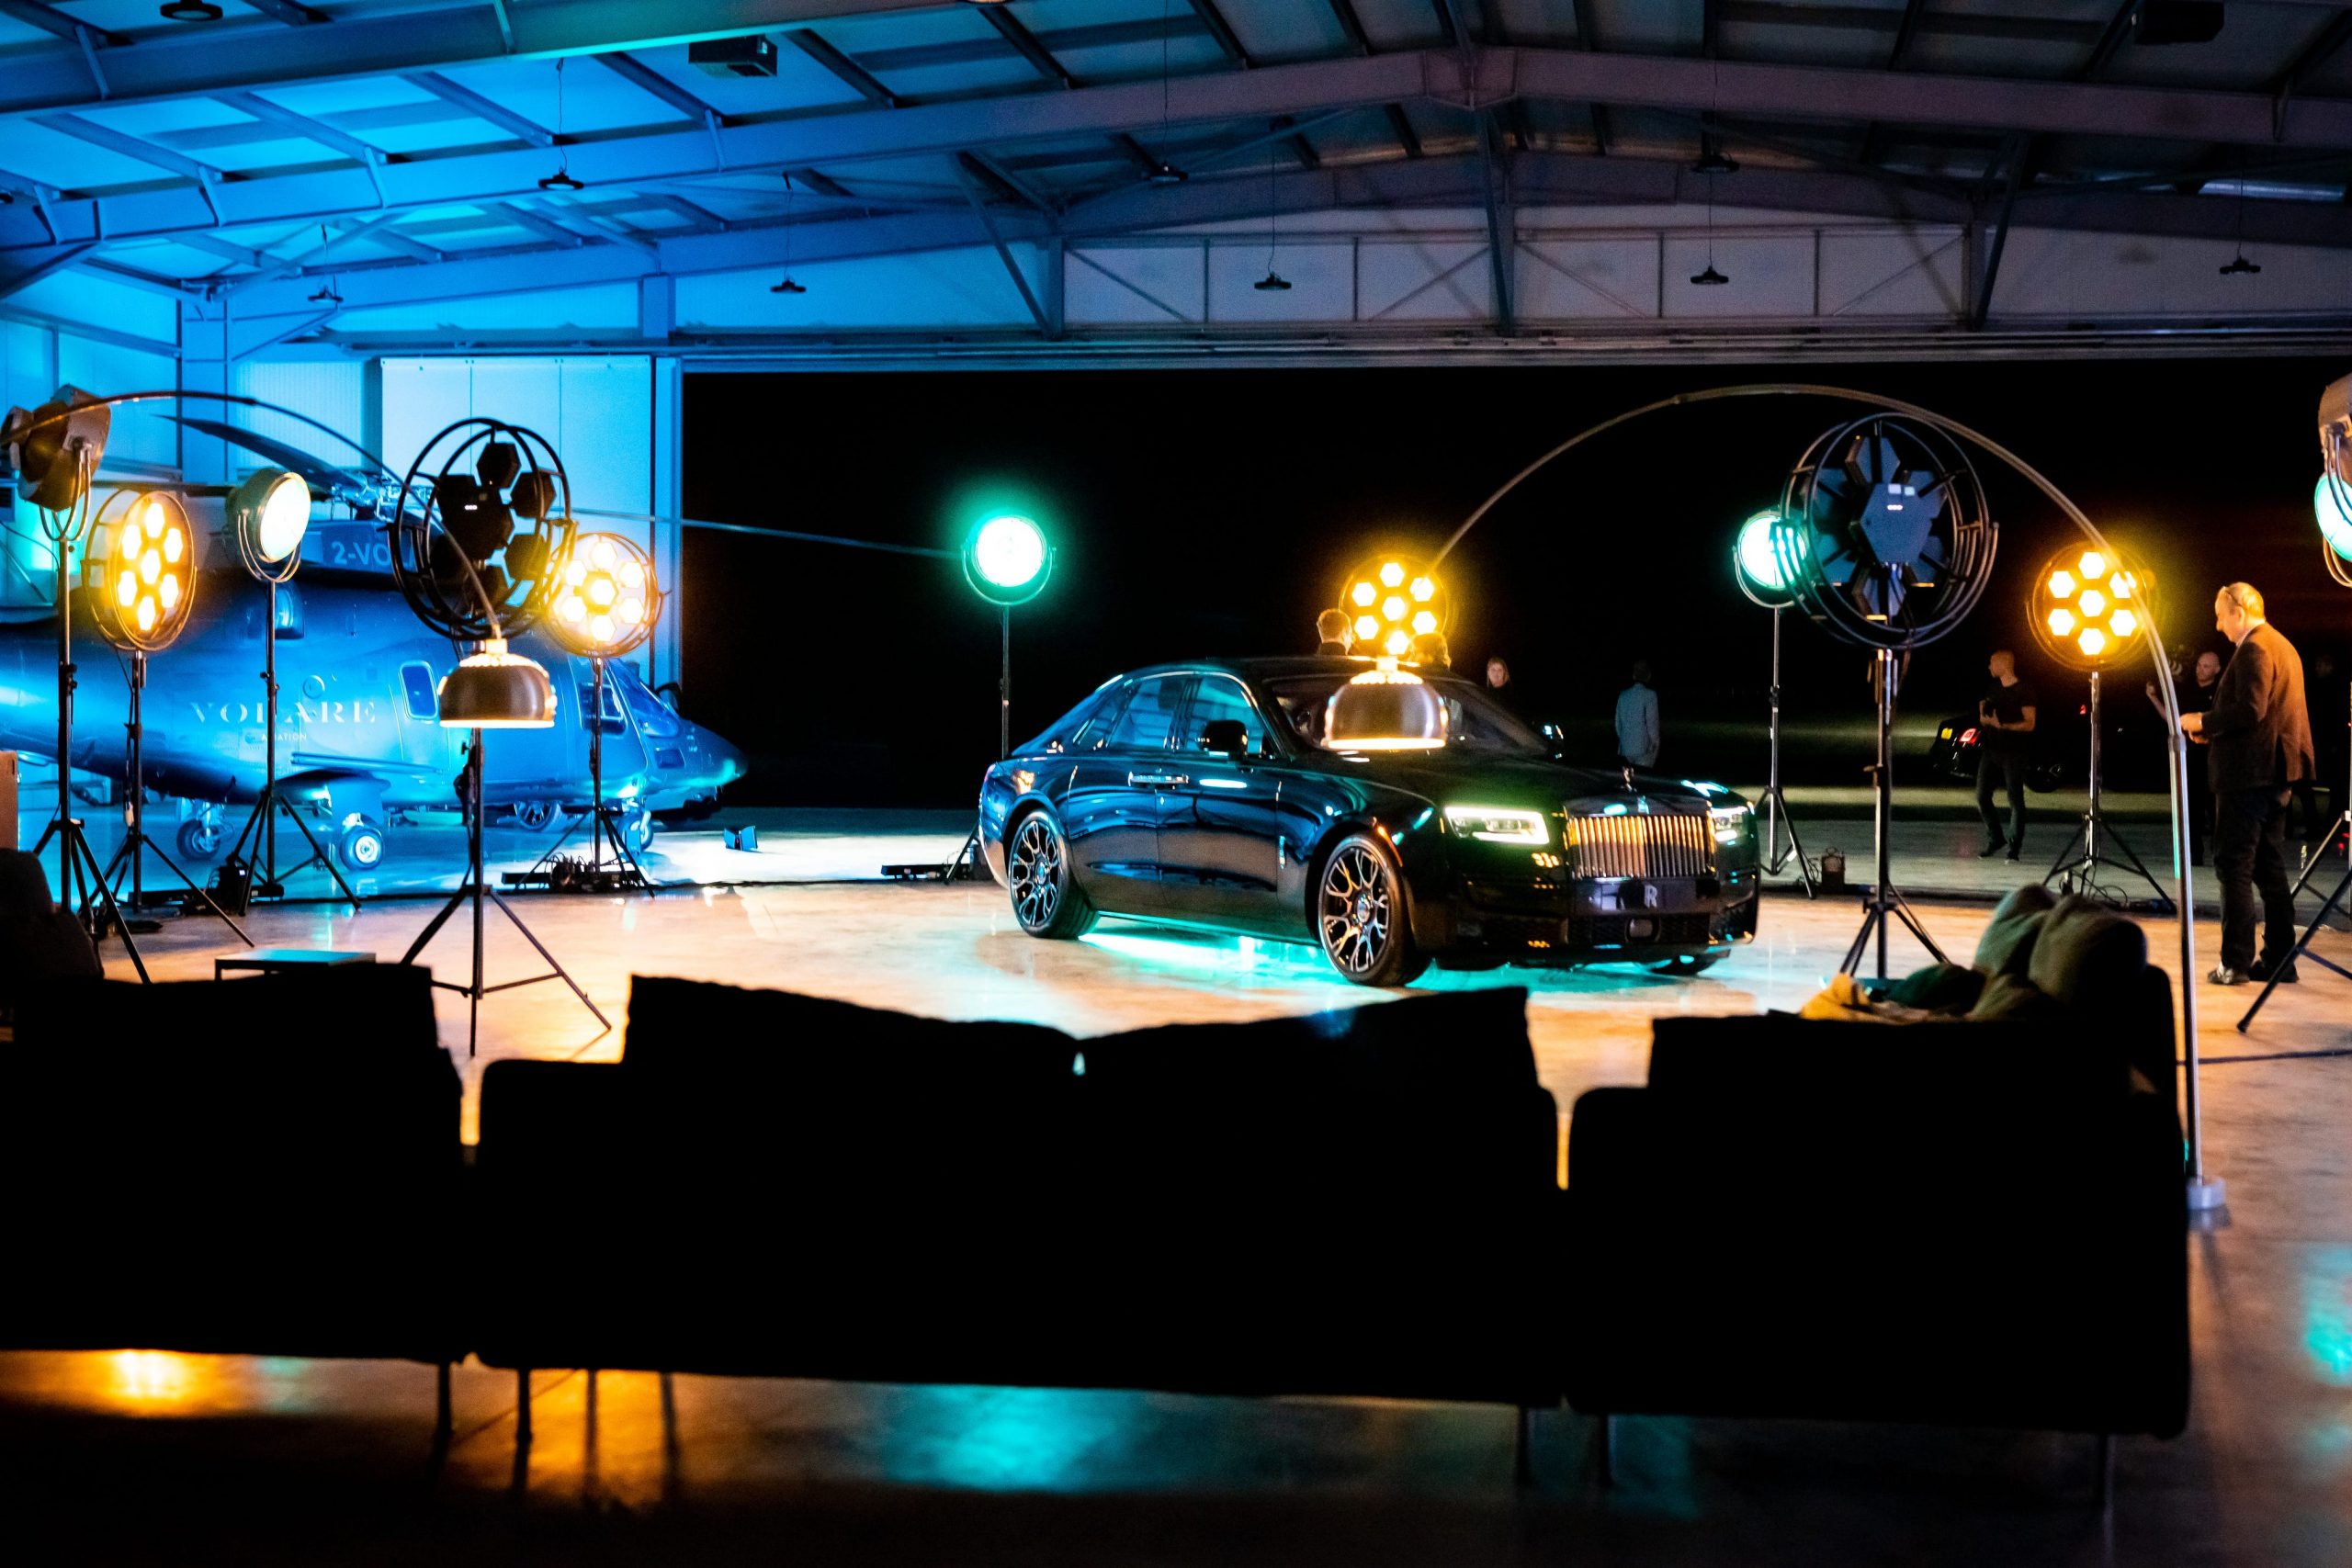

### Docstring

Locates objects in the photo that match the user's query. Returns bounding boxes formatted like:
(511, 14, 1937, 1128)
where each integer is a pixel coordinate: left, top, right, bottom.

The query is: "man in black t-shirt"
(1974, 649, 2039, 862)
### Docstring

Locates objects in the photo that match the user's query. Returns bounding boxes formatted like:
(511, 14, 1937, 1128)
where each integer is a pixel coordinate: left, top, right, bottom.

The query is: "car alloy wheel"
(1010, 814, 1064, 930)
(1319, 840, 1396, 978)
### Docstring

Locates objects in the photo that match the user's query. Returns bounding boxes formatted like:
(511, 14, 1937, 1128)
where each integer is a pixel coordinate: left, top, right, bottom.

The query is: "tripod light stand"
(79, 490, 254, 956)
(390, 417, 606, 1055)
(528, 531, 664, 891)
(2029, 546, 2173, 910)
(1843, 644, 1949, 977)
(220, 468, 362, 908)
(1732, 509, 1815, 897)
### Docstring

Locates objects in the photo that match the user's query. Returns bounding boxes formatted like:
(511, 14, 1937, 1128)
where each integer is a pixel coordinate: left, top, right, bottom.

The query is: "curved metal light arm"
(1439, 381, 2209, 1191)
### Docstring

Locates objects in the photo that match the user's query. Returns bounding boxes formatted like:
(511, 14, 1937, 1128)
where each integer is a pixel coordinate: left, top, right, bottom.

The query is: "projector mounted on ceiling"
(690, 36, 778, 78)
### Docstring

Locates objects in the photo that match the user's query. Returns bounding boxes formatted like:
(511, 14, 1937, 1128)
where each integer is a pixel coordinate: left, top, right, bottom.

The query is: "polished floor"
(6, 835, 2351, 1565)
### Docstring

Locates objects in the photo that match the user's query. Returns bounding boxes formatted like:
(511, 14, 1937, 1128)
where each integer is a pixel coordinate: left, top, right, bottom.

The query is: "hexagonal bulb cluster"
(95, 492, 194, 648)
(550, 533, 655, 657)
(1338, 557, 1443, 660)
(2038, 546, 2142, 665)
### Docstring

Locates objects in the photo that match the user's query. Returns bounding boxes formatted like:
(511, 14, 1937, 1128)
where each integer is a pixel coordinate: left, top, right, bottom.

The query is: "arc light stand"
(402, 728, 608, 1056)
(2241, 684, 2352, 1031)
(222, 574, 363, 908)
(2042, 670, 2174, 911)
(96, 650, 254, 950)
(1759, 606, 1815, 896)
(1840, 646, 1949, 979)
(27, 448, 143, 975)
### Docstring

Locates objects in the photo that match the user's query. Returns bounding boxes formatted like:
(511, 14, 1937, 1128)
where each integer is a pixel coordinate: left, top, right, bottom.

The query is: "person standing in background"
(1615, 660, 1660, 770)
(1974, 649, 2038, 863)
(2180, 583, 2315, 986)
(1485, 655, 1520, 716)
(1315, 609, 1351, 656)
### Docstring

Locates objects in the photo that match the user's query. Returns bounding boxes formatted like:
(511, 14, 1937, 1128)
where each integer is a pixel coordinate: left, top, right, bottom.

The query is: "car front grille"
(1564, 811, 1713, 880)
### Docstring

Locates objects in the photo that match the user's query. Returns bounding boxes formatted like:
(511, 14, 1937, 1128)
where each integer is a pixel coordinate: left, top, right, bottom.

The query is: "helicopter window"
(400, 661, 438, 720)
(575, 679, 627, 735)
(612, 663, 681, 739)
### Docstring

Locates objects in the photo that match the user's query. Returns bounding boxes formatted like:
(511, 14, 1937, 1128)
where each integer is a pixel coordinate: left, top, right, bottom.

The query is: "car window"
(1103, 675, 1193, 752)
(1183, 675, 1271, 757)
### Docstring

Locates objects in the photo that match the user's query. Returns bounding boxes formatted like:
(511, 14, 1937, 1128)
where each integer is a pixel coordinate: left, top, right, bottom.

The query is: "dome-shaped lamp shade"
(230, 468, 312, 572)
(436, 640, 557, 728)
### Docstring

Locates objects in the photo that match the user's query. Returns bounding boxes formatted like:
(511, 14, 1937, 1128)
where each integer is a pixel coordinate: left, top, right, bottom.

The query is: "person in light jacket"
(1615, 660, 1660, 770)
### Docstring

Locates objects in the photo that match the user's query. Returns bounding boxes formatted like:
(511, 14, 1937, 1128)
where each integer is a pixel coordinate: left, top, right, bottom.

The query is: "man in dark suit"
(2179, 583, 2316, 985)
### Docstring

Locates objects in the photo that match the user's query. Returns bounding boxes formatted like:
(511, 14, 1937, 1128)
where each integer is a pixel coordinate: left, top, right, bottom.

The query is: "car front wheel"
(1008, 810, 1095, 939)
(1317, 833, 1428, 987)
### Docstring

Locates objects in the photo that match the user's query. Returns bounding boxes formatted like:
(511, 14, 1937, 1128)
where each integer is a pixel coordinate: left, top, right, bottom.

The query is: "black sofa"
(0, 964, 466, 1396)
(472, 978, 1565, 1437)
(1562, 887, 2190, 1478)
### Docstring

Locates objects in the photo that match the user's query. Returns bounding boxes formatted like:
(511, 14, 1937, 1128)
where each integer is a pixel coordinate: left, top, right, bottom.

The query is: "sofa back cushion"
(1973, 882, 2056, 975)
(2028, 893, 2150, 1010)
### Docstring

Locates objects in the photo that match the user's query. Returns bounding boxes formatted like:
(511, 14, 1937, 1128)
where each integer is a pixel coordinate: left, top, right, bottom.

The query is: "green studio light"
(1733, 508, 1799, 608)
(964, 513, 1053, 605)
(2316, 473, 2352, 562)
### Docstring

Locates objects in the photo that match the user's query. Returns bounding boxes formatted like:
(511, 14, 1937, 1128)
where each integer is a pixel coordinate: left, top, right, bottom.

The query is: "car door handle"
(1128, 771, 1189, 787)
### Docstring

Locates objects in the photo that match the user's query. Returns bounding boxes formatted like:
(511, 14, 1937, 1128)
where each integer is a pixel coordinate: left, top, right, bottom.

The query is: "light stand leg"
(2042, 670, 2173, 911)
(999, 605, 1012, 761)
(2237, 862, 2352, 1032)
(401, 730, 607, 1057)
(221, 593, 363, 909)
(1763, 607, 1815, 897)
(93, 653, 253, 947)
(1842, 649, 1945, 979)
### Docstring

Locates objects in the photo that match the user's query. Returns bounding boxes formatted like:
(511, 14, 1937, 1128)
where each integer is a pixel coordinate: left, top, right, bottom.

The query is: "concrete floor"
(6, 835, 2352, 1565)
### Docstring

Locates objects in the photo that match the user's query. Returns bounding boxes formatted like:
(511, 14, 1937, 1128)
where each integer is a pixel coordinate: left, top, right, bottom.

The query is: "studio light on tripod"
(2031, 546, 2148, 670)
(437, 643, 556, 728)
(549, 532, 659, 659)
(231, 468, 311, 571)
(1731, 508, 1799, 608)
(1337, 556, 1447, 660)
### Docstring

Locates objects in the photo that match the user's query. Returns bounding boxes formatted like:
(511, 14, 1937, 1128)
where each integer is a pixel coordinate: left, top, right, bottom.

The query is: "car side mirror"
(1199, 718, 1250, 757)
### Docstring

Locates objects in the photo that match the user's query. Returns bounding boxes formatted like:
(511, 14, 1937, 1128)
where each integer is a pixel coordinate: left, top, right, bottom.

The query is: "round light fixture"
(546, 531, 662, 660)
(229, 467, 312, 576)
(82, 491, 197, 654)
(2029, 540, 2152, 670)
(2314, 473, 2352, 562)
(1336, 554, 1451, 660)
(1732, 507, 1801, 608)
(963, 513, 1053, 605)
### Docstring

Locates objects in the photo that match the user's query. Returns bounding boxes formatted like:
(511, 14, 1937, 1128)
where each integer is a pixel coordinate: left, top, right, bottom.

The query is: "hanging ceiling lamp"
(1253, 125, 1289, 291)
(771, 171, 808, 294)
(537, 58, 583, 192)
(1142, 0, 1186, 186)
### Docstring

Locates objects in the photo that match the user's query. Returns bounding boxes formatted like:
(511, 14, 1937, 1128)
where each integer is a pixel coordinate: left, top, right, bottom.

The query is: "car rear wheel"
(1009, 810, 1095, 939)
(1317, 833, 1428, 987)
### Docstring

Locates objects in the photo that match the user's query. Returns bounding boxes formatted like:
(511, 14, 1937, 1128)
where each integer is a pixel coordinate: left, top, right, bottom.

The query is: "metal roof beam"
(239, 0, 328, 23)
(205, 147, 2352, 321)
(594, 51, 728, 124)
(0, 1, 128, 48)
(214, 90, 386, 165)
(0, 1, 944, 118)
(785, 30, 902, 107)
(26, 45, 2352, 255)
(31, 113, 222, 184)
(979, 6, 1077, 90)
(1185, 0, 1250, 65)
(489, 200, 595, 247)
(402, 72, 555, 148)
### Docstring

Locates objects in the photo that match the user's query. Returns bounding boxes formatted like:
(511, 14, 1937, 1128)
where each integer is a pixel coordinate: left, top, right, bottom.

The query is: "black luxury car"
(976, 657, 1762, 986)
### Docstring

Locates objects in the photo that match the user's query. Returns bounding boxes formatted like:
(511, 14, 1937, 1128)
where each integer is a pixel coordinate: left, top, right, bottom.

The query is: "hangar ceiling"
(6, 0, 2352, 362)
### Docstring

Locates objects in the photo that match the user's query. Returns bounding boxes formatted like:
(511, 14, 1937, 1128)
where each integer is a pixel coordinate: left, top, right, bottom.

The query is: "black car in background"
(976, 657, 1762, 986)
(1927, 676, 2176, 795)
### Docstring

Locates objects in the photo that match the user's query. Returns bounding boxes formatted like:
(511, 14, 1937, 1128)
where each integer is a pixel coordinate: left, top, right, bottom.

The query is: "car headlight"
(1443, 805, 1550, 844)
(1709, 804, 1752, 844)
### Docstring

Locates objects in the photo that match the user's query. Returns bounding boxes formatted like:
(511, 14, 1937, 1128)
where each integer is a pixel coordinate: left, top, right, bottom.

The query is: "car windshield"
(1264, 671, 1551, 758)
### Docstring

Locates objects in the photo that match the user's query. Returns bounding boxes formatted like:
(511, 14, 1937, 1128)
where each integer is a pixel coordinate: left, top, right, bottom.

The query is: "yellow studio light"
(118, 522, 139, 559)
(2078, 626, 2108, 657)
(2048, 606, 2076, 637)
(1379, 561, 1405, 588)
(159, 574, 179, 611)
(2109, 573, 2132, 599)
(161, 526, 183, 565)
(1409, 576, 1435, 602)
(142, 499, 165, 537)
(1385, 628, 1410, 656)
(2048, 570, 2076, 598)
(616, 596, 645, 626)
(586, 576, 616, 609)
(1382, 595, 1407, 622)
(557, 594, 585, 624)
(2109, 608, 2138, 638)
(1354, 615, 1378, 641)
(135, 597, 157, 633)
(2078, 588, 2108, 617)
(139, 548, 160, 585)
(590, 536, 616, 570)
(564, 558, 588, 587)
(1412, 609, 1438, 636)
(116, 570, 136, 606)
(589, 615, 614, 644)
(2078, 550, 2107, 579)
(1351, 581, 1374, 607)
(544, 530, 663, 661)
